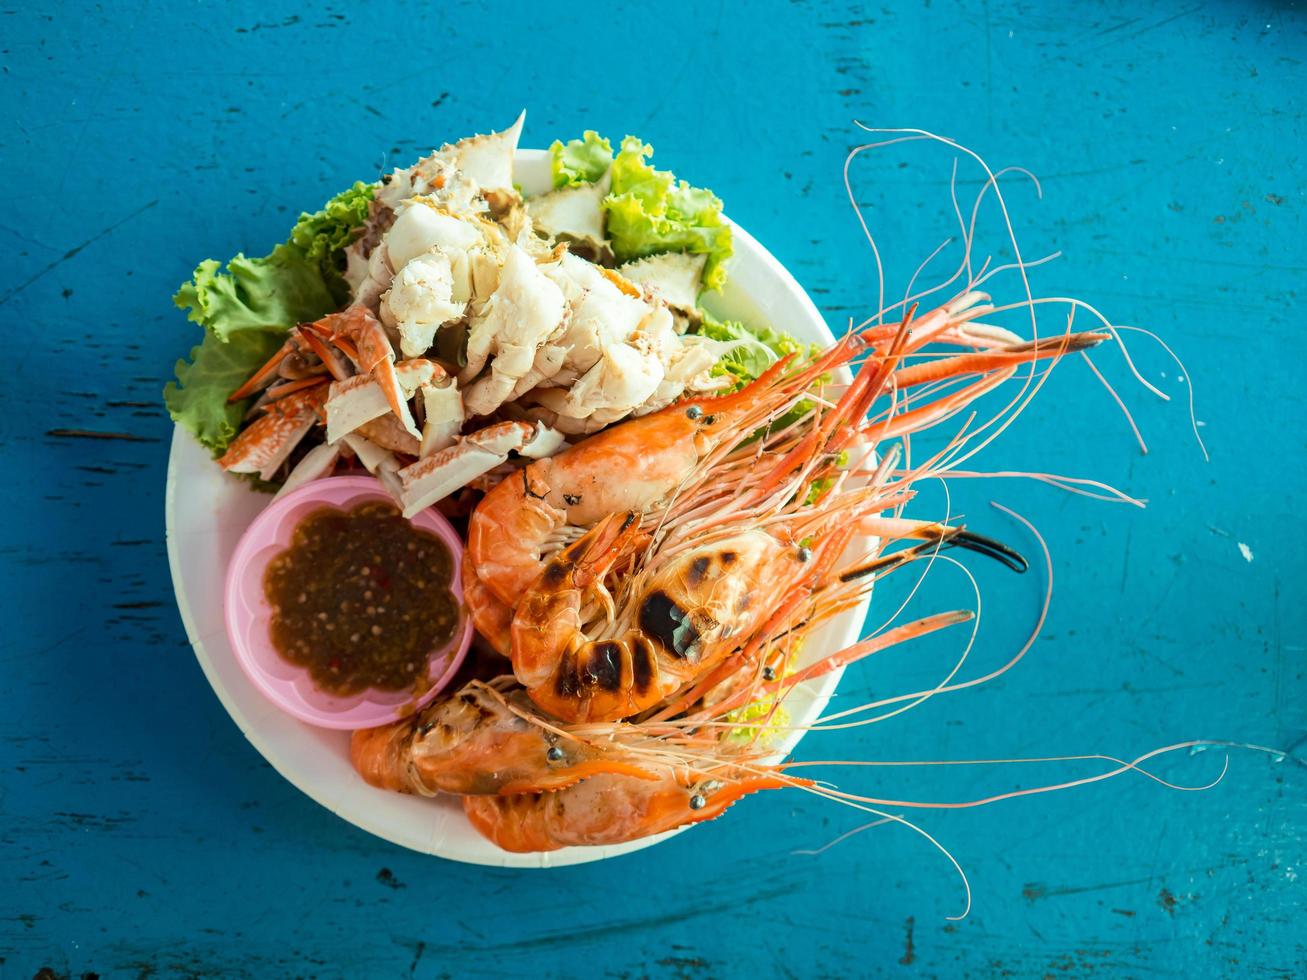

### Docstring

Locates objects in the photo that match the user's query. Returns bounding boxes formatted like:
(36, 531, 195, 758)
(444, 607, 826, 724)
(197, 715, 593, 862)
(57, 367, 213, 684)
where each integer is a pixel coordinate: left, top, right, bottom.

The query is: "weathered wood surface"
(2, 1, 1303, 977)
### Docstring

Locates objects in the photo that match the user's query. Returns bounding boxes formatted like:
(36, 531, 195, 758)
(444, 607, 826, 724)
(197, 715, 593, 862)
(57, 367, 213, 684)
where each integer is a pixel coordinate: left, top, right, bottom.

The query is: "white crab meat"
(635, 333, 728, 416)
(325, 359, 437, 445)
(273, 443, 341, 500)
(556, 339, 665, 421)
(340, 432, 399, 475)
(538, 252, 653, 388)
(617, 252, 706, 319)
(459, 244, 568, 417)
(395, 421, 536, 517)
(384, 202, 486, 272)
(350, 240, 395, 312)
(384, 251, 465, 358)
(420, 382, 465, 457)
(526, 173, 611, 255)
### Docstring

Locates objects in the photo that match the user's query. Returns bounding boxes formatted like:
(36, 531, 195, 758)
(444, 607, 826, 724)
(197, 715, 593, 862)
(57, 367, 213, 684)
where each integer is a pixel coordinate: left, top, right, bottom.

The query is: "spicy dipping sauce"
(262, 501, 458, 697)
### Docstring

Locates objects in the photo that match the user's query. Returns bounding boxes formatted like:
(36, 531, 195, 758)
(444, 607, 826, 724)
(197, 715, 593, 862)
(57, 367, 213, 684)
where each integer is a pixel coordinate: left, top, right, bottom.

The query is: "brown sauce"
(263, 501, 458, 697)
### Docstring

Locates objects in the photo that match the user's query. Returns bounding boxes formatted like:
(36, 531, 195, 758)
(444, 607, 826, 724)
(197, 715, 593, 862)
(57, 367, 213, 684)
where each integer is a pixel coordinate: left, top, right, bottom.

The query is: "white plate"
(165, 149, 865, 866)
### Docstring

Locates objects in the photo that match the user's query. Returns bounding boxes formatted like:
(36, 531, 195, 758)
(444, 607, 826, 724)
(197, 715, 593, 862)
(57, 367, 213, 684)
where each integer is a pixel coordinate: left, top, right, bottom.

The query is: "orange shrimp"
(500, 309, 1085, 722)
(350, 681, 662, 796)
(466, 345, 844, 610)
(462, 767, 796, 852)
(511, 513, 818, 722)
(461, 550, 514, 656)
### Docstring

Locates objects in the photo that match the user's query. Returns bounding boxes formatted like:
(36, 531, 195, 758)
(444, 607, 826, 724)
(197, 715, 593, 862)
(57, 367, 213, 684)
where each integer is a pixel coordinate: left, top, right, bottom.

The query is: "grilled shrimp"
(462, 767, 792, 852)
(350, 681, 661, 796)
(466, 346, 835, 612)
(512, 514, 818, 721)
(480, 300, 1103, 721)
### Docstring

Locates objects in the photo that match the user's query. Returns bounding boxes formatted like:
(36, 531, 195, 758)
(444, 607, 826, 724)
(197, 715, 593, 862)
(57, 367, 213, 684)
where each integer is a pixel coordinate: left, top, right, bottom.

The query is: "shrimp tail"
(350, 723, 418, 794)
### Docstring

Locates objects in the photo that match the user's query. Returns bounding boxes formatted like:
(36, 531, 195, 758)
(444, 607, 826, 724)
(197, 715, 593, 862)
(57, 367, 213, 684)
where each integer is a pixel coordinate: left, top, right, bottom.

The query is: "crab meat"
(341, 432, 399, 475)
(493, 250, 653, 406)
(356, 413, 421, 456)
(553, 336, 665, 423)
(273, 443, 341, 500)
(459, 244, 568, 417)
(384, 251, 464, 358)
(617, 252, 707, 320)
(385, 202, 486, 272)
(420, 382, 465, 457)
(526, 173, 611, 259)
(325, 359, 437, 445)
(218, 386, 326, 481)
(395, 421, 527, 517)
(634, 333, 729, 416)
(350, 240, 395, 312)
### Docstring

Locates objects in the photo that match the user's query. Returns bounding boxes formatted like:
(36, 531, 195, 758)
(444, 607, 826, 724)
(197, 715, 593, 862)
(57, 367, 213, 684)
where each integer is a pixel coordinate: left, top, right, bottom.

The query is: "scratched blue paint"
(2, 1, 1304, 977)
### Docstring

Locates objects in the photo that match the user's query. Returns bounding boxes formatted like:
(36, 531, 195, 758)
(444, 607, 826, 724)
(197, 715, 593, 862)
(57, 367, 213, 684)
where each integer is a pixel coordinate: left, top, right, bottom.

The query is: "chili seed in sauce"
(263, 501, 458, 697)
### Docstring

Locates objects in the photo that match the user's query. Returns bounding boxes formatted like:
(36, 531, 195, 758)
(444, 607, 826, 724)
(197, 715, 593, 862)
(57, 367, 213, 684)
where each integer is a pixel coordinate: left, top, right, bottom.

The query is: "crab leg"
(226, 336, 303, 403)
(218, 386, 327, 481)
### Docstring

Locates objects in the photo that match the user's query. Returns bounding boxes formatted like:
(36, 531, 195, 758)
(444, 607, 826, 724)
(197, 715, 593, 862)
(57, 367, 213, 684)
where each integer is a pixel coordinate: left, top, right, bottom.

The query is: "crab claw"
(325, 359, 438, 446)
(218, 385, 327, 481)
(226, 336, 303, 404)
(324, 306, 421, 439)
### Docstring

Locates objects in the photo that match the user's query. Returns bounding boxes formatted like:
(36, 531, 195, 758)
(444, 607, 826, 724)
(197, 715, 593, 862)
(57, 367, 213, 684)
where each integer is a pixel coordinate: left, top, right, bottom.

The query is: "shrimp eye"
(762, 666, 776, 681)
(546, 746, 565, 763)
(689, 793, 707, 810)
(796, 546, 813, 563)
(685, 405, 704, 420)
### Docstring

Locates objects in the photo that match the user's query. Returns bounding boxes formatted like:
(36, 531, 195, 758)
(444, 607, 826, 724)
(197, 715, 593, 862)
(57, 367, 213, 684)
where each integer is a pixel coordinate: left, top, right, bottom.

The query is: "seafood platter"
(165, 113, 1129, 866)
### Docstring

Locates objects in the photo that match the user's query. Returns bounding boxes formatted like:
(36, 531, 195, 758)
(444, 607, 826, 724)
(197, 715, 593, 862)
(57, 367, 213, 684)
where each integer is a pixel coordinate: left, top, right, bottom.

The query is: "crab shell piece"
(324, 359, 439, 446)
(617, 252, 707, 320)
(441, 110, 526, 210)
(273, 442, 342, 500)
(218, 386, 326, 481)
(340, 432, 399, 476)
(526, 173, 611, 260)
(419, 383, 465, 458)
(394, 420, 563, 518)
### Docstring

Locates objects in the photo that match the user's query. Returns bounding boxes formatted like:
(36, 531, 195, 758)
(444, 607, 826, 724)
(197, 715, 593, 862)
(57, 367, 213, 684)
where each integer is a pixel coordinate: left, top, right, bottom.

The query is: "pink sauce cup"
(223, 475, 473, 729)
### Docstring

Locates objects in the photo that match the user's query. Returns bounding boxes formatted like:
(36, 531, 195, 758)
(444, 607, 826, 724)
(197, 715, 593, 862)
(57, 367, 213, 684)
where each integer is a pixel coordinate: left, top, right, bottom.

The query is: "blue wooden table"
(4, 2, 1303, 976)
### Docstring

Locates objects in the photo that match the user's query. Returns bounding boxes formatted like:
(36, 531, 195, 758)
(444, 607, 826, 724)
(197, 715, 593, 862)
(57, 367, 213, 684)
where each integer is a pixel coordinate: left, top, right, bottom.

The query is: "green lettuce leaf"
(164, 181, 375, 454)
(696, 311, 817, 386)
(173, 181, 374, 340)
(696, 311, 822, 440)
(163, 328, 286, 454)
(605, 137, 733, 290)
(549, 131, 613, 188)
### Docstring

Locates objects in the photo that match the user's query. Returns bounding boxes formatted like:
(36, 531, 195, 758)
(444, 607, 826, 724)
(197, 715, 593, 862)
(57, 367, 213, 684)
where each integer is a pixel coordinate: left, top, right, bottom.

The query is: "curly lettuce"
(550, 131, 613, 188)
(163, 181, 375, 454)
(606, 137, 732, 290)
(696, 311, 823, 442)
(546, 133, 734, 291)
(696, 311, 816, 387)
